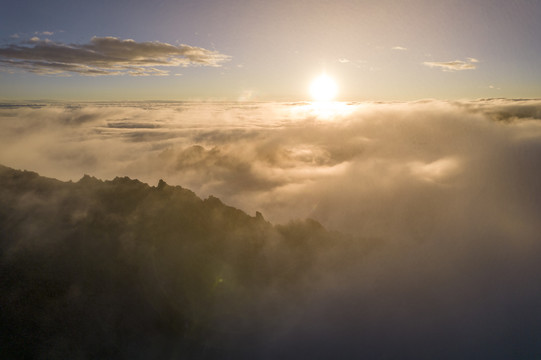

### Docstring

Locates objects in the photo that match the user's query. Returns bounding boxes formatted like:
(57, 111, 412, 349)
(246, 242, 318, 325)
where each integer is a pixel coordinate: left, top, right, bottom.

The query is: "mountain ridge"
(0, 164, 370, 359)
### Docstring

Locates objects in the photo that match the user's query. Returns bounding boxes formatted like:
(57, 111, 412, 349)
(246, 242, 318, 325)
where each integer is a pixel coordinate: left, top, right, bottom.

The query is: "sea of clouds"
(2, 99, 541, 357)
(2, 99, 541, 236)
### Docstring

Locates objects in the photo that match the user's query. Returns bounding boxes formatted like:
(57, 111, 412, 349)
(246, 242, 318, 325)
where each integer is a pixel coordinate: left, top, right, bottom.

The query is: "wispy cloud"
(35, 31, 54, 36)
(391, 46, 407, 51)
(338, 58, 350, 63)
(423, 58, 478, 71)
(0, 36, 231, 76)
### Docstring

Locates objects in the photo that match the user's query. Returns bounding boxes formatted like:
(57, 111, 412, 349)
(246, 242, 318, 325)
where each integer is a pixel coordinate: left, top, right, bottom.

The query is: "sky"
(1, 0, 541, 101)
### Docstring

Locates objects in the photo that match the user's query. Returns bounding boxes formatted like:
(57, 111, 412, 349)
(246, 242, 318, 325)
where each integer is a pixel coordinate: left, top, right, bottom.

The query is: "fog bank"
(2, 100, 541, 358)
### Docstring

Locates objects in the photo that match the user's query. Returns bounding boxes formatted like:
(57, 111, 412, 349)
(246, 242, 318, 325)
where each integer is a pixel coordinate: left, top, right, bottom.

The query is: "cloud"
(0, 36, 231, 76)
(338, 58, 350, 63)
(391, 46, 407, 51)
(423, 58, 478, 71)
(3, 99, 541, 357)
(2, 99, 541, 230)
(35, 31, 54, 36)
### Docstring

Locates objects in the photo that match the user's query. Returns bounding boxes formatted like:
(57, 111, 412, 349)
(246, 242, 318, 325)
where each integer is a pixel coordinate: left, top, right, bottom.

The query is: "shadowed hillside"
(0, 165, 373, 359)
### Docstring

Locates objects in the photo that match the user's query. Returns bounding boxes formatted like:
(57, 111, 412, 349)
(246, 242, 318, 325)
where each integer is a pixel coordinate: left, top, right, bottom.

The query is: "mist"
(2, 99, 541, 358)
(2, 99, 541, 235)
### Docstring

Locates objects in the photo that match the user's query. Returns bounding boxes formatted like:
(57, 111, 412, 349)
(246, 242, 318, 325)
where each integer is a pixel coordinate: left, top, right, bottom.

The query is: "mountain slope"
(0, 165, 370, 359)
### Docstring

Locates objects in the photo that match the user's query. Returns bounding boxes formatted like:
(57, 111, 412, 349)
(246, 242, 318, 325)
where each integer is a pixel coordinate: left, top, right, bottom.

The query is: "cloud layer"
(2, 98, 541, 246)
(2, 99, 541, 358)
(0, 36, 230, 76)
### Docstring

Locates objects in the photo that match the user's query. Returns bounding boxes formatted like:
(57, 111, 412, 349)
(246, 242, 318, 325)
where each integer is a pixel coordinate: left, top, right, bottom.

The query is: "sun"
(310, 73, 338, 102)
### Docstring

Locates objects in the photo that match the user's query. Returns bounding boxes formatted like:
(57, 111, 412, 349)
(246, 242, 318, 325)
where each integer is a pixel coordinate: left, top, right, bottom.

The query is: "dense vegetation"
(0, 165, 372, 359)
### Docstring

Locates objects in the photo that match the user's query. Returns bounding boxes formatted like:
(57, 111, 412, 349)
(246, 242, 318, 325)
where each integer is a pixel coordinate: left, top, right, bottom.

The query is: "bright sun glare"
(310, 74, 338, 102)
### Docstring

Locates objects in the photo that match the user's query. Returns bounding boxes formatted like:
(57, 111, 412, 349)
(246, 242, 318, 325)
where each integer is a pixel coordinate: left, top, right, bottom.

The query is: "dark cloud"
(163, 144, 283, 195)
(0, 36, 230, 76)
(458, 98, 541, 121)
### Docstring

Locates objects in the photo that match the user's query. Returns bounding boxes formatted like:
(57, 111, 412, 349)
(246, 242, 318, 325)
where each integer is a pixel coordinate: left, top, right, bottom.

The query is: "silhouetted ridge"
(78, 173, 100, 185)
(0, 165, 368, 359)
